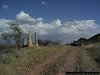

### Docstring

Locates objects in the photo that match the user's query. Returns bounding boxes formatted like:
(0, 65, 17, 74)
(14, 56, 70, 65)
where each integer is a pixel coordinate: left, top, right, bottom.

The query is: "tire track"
(28, 47, 99, 75)
(57, 47, 81, 75)
(57, 47, 99, 75)
(28, 47, 71, 75)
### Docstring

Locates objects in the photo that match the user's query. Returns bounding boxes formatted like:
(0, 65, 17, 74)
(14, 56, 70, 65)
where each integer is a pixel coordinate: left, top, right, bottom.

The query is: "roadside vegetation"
(0, 21, 100, 75)
(0, 43, 100, 75)
(0, 45, 69, 75)
(85, 43, 100, 70)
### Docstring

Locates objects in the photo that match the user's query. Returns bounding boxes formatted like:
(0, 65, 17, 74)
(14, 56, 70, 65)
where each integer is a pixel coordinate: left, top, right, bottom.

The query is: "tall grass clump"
(85, 43, 100, 70)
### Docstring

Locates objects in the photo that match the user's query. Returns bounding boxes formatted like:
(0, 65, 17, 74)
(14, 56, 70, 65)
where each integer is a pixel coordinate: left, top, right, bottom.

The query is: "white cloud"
(0, 19, 13, 34)
(41, 1, 47, 5)
(51, 19, 62, 28)
(16, 11, 43, 25)
(0, 11, 100, 43)
(1, 4, 9, 9)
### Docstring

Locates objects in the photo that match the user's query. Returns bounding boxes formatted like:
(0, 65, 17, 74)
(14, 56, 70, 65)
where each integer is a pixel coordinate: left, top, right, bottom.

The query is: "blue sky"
(0, 0, 100, 24)
(0, 0, 100, 43)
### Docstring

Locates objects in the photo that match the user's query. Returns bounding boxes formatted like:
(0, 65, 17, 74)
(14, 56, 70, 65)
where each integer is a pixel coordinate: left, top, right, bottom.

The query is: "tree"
(9, 22, 23, 50)
(9, 23, 21, 40)
(1, 22, 24, 50)
(38, 39, 61, 46)
(1, 32, 12, 45)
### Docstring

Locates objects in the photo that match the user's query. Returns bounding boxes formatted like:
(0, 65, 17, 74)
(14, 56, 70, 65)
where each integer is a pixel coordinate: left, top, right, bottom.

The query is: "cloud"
(41, 1, 47, 5)
(0, 11, 100, 43)
(0, 19, 13, 34)
(1, 4, 9, 9)
(51, 19, 62, 27)
(16, 11, 43, 25)
(1, 4, 9, 11)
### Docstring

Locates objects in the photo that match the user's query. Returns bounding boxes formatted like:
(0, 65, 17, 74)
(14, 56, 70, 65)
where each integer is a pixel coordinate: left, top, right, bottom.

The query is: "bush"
(38, 39, 61, 46)
(85, 43, 100, 64)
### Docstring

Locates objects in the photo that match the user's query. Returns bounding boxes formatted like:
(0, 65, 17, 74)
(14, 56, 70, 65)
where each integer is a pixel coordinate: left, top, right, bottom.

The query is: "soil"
(28, 47, 99, 75)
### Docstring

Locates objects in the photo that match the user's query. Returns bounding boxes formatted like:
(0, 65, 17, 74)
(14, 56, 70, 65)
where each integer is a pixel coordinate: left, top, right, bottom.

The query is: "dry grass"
(0, 45, 69, 75)
(1, 44, 99, 75)
(84, 43, 100, 71)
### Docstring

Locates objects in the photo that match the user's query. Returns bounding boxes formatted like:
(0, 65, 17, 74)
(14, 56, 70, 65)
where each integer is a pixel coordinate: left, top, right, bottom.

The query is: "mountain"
(76, 34, 100, 44)
(87, 34, 100, 43)
(77, 38, 87, 43)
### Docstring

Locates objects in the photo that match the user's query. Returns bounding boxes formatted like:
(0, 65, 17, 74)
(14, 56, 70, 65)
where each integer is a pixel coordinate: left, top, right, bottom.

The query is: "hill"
(76, 34, 100, 44)
(87, 34, 100, 43)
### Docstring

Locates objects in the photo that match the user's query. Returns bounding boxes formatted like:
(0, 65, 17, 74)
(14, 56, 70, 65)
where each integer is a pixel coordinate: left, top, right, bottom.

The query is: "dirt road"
(28, 47, 99, 75)
(57, 47, 98, 75)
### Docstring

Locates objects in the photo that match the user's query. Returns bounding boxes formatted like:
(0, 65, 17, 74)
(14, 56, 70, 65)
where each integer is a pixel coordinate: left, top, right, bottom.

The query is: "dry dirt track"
(28, 47, 99, 75)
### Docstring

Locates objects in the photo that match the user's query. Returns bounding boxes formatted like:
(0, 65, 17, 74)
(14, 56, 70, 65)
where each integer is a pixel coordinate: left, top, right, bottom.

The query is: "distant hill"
(87, 34, 100, 43)
(77, 38, 87, 43)
(77, 33, 100, 44)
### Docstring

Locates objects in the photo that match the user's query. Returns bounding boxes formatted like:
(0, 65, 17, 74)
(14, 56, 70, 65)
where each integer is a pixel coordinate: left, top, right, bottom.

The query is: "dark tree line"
(38, 39, 61, 46)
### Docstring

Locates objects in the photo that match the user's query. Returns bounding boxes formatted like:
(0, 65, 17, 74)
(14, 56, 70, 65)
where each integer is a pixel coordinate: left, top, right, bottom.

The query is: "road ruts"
(57, 47, 99, 75)
(37, 47, 81, 75)
(28, 47, 99, 75)
(28, 47, 71, 75)
(56, 47, 81, 75)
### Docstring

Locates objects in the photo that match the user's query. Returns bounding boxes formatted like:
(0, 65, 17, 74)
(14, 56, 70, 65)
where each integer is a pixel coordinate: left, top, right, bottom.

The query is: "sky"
(0, 0, 100, 23)
(0, 0, 100, 43)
